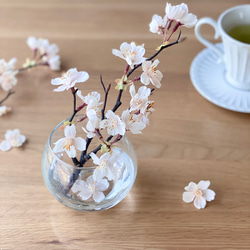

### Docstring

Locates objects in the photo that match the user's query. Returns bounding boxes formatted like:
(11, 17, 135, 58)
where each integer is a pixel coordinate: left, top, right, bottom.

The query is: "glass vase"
(41, 118, 137, 211)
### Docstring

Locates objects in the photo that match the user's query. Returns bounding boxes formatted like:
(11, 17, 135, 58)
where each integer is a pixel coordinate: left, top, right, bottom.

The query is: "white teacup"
(195, 5, 250, 90)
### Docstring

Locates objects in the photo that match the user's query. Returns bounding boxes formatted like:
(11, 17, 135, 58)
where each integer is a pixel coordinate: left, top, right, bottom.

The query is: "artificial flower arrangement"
(45, 2, 198, 206)
(0, 37, 60, 151)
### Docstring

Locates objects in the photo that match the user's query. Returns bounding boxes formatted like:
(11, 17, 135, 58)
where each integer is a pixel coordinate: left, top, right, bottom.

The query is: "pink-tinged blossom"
(112, 42, 146, 69)
(0, 58, 17, 74)
(82, 109, 101, 139)
(71, 175, 109, 203)
(0, 129, 26, 152)
(149, 14, 168, 35)
(100, 110, 126, 136)
(129, 84, 151, 113)
(0, 71, 18, 91)
(183, 180, 216, 209)
(141, 59, 163, 88)
(0, 106, 11, 116)
(90, 152, 118, 181)
(165, 3, 197, 28)
(51, 68, 89, 92)
(121, 110, 146, 134)
(53, 124, 86, 158)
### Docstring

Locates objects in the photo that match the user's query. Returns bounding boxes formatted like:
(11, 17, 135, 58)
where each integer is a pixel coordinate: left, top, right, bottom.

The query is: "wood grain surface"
(0, 0, 250, 249)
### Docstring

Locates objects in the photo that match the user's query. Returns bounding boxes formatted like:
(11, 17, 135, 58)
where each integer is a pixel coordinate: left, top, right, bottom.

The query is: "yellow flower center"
(63, 138, 74, 151)
(194, 189, 203, 197)
(151, 65, 157, 74)
(88, 182, 96, 192)
(97, 160, 107, 170)
(110, 119, 118, 128)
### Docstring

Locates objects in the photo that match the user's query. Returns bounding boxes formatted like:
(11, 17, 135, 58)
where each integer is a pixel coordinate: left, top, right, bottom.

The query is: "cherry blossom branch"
(0, 90, 15, 105)
(69, 88, 78, 122)
(111, 31, 182, 114)
(100, 75, 111, 120)
(16, 62, 49, 73)
(127, 30, 183, 78)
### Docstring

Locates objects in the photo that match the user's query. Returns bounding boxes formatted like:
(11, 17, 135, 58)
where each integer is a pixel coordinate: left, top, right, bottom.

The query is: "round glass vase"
(42, 118, 137, 212)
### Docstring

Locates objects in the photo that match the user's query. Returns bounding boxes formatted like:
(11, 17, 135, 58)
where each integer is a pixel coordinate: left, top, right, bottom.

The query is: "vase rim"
(48, 117, 127, 170)
(48, 117, 96, 170)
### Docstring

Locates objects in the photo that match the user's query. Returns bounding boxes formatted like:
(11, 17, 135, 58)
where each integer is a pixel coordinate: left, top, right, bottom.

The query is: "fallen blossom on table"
(0, 129, 26, 151)
(182, 180, 216, 209)
(71, 175, 109, 202)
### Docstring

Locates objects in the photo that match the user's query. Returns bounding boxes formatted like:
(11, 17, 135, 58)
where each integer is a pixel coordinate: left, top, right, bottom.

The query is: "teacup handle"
(195, 17, 224, 61)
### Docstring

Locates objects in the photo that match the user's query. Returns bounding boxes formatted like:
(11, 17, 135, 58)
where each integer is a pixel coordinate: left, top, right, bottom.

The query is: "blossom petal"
(194, 196, 207, 209)
(53, 138, 65, 153)
(72, 71, 89, 83)
(66, 146, 76, 158)
(64, 124, 76, 138)
(71, 180, 88, 193)
(95, 179, 109, 191)
(203, 189, 216, 202)
(0, 140, 12, 151)
(93, 191, 105, 203)
(51, 78, 62, 86)
(93, 169, 105, 181)
(74, 137, 86, 151)
(197, 180, 210, 190)
(141, 72, 151, 85)
(182, 191, 195, 203)
(90, 152, 101, 165)
(78, 189, 92, 200)
(184, 182, 197, 192)
(53, 85, 67, 92)
(86, 175, 94, 185)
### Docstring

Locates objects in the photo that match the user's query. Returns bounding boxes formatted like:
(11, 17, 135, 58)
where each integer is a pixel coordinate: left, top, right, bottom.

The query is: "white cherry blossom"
(0, 58, 17, 74)
(149, 14, 167, 35)
(0, 129, 26, 151)
(48, 55, 61, 71)
(53, 124, 86, 158)
(51, 68, 89, 92)
(183, 180, 216, 209)
(112, 42, 146, 69)
(77, 90, 102, 114)
(121, 110, 146, 134)
(100, 110, 125, 136)
(165, 3, 197, 28)
(71, 175, 109, 203)
(129, 84, 151, 113)
(141, 59, 163, 88)
(90, 152, 117, 181)
(0, 71, 18, 91)
(27, 36, 39, 50)
(0, 106, 11, 116)
(82, 109, 101, 138)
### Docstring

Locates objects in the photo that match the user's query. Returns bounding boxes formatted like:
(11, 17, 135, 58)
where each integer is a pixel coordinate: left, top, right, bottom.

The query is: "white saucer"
(190, 43, 250, 113)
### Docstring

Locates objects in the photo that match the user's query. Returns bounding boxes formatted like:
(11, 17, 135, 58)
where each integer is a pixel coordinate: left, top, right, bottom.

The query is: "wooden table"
(1, 0, 250, 249)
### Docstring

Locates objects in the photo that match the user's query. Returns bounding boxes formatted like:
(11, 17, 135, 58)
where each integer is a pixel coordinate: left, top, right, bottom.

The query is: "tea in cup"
(195, 5, 250, 90)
